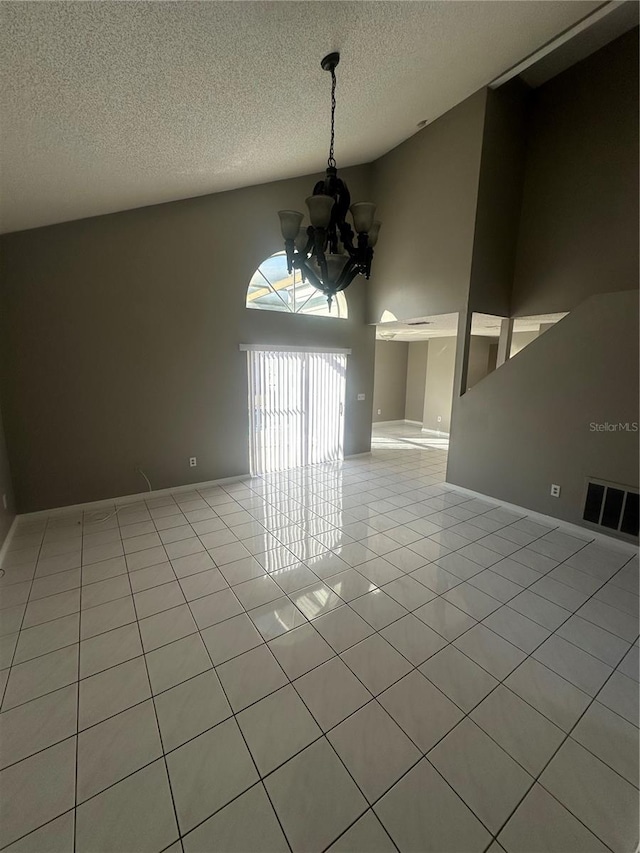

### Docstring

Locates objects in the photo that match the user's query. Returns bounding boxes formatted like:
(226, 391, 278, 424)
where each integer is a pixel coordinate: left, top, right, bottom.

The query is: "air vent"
(583, 478, 639, 538)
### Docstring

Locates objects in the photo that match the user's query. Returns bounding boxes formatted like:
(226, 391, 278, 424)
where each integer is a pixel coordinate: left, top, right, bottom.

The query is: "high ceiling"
(0, 0, 602, 234)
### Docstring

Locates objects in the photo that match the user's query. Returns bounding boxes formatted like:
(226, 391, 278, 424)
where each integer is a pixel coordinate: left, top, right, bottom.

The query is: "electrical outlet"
(550, 484, 561, 497)
(377, 409, 381, 415)
(189, 457, 197, 468)
(357, 393, 366, 401)
(437, 416, 442, 423)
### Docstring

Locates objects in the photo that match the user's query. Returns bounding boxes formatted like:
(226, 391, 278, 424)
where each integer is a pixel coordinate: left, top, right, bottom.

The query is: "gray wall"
(0, 405, 15, 545)
(372, 340, 409, 423)
(0, 165, 375, 513)
(510, 330, 539, 358)
(368, 91, 487, 323)
(448, 31, 640, 536)
(466, 336, 496, 391)
(447, 291, 639, 533)
(468, 83, 528, 317)
(512, 29, 639, 315)
(404, 342, 428, 423)
(423, 337, 457, 433)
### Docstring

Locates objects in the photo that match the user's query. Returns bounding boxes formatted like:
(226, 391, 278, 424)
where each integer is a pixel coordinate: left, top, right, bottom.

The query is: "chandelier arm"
(294, 255, 326, 294)
(283, 238, 295, 274)
(335, 265, 360, 293)
(338, 221, 356, 256)
(318, 250, 329, 287)
(311, 228, 330, 284)
(335, 258, 357, 292)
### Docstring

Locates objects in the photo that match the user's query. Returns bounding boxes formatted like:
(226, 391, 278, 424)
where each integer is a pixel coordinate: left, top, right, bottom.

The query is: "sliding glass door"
(247, 349, 347, 475)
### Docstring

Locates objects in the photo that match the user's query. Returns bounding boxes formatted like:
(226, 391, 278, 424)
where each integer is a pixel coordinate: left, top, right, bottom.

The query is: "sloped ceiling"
(0, 0, 601, 233)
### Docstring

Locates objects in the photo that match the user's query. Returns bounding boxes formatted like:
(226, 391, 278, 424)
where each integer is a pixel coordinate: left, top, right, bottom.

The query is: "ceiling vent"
(583, 478, 639, 539)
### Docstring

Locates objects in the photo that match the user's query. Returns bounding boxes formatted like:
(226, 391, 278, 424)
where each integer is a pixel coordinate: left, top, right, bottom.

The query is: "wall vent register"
(583, 478, 639, 538)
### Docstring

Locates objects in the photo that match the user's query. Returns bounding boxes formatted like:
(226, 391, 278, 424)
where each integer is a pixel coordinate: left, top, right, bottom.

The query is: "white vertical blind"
(247, 350, 347, 475)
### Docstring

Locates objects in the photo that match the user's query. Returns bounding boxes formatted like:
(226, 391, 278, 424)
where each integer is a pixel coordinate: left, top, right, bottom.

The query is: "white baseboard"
(444, 482, 638, 555)
(374, 419, 426, 427)
(345, 451, 373, 459)
(0, 515, 18, 565)
(422, 427, 451, 438)
(17, 472, 253, 521)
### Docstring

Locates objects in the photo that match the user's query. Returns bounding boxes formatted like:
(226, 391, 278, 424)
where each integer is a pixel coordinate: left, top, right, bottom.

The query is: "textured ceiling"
(0, 0, 601, 233)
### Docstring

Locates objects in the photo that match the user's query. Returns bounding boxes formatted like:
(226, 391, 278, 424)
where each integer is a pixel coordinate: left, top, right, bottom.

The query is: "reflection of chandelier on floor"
(277, 52, 381, 310)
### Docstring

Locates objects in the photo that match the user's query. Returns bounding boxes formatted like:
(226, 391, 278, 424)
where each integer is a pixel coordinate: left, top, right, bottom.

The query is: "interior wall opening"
(372, 313, 459, 449)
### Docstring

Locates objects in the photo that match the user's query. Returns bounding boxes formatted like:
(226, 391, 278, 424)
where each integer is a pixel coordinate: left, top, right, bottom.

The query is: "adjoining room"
(372, 314, 458, 448)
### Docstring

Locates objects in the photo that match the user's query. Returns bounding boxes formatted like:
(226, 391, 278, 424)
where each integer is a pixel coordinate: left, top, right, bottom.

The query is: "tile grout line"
(120, 533, 184, 853)
(459, 541, 640, 850)
(0, 515, 48, 709)
(73, 516, 83, 853)
(1, 518, 635, 745)
(1, 448, 636, 851)
(175, 567, 296, 853)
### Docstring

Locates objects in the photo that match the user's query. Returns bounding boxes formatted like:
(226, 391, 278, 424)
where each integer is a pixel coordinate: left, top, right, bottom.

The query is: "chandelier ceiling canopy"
(277, 52, 381, 310)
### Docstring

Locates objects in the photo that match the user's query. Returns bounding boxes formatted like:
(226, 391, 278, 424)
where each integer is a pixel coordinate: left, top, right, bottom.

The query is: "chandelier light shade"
(277, 52, 381, 310)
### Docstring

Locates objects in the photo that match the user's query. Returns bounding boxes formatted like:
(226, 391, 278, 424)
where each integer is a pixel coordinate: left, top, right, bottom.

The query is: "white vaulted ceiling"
(0, 0, 601, 233)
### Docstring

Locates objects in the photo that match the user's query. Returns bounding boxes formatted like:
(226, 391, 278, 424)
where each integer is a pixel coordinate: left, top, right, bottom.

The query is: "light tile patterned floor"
(0, 424, 638, 853)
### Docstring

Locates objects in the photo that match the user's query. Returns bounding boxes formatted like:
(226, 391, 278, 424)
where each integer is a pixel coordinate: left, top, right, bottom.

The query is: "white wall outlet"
(357, 393, 366, 401)
(377, 409, 381, 415)
(437, 415, 442, 423)
(550, 484, 561, 497)
(1, 494, 6, 510)
(189, 457, 197, 468)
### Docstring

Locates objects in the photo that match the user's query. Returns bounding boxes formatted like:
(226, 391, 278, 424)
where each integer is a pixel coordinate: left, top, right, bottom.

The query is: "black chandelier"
(277, 52, 381, 310)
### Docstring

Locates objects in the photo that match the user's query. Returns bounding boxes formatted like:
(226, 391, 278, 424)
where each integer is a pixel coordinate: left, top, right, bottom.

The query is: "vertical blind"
(247, 349, 347, 475)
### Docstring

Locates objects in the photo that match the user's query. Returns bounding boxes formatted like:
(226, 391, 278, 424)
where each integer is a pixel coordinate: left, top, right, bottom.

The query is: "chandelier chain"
(328, 68, 337, 168)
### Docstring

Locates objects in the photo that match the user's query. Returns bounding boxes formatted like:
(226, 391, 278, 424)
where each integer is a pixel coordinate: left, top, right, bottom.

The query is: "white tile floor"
(0, 423, 638, 853)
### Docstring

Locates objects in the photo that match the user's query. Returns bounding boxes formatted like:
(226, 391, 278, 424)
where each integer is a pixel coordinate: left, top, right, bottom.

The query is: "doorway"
(246, 348, 347, 475)
(372, 313, 458, 444)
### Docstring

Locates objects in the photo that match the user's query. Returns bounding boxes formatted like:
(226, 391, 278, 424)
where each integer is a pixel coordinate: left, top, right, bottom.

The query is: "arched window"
(246, 251, 348, 318)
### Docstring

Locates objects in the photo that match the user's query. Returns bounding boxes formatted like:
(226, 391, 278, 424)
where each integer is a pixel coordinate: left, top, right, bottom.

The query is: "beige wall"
(423, 337, 457, 433)
(447, 291, 639, 533)
(404, 342, 428, 423)
(0, 165, 375, 513)
(0, 405, 15, 545)
(372, 340, 409, 423)
(512, 29, 639, 315)
(367, 91, 487, 324)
